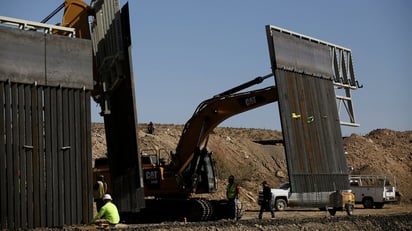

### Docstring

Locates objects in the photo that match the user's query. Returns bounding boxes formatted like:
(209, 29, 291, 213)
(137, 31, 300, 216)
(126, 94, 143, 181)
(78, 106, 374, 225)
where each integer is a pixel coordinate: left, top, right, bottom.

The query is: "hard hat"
(103, 194, 112, 200)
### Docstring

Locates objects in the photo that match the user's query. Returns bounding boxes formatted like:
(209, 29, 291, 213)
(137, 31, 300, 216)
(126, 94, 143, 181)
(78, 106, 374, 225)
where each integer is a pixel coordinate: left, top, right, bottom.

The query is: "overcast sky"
(1, 0, 411, 136)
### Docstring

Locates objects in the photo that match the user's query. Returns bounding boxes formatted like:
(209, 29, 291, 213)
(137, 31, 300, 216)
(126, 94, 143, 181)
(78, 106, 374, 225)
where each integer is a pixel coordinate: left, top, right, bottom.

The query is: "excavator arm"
(170, 74, 278, 193)
(174, 86, 278, 174)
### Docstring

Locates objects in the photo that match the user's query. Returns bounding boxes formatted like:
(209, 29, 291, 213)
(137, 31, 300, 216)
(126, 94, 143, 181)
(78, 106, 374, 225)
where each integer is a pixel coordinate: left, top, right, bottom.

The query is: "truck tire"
(374, 202, 384, 209)
(274, 198, 287, 211)
(362, 197, 374, 209)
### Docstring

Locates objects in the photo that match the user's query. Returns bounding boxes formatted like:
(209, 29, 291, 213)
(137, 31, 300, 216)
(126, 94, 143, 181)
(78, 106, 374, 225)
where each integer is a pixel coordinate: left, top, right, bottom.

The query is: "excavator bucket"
(266, 25, 358, 194)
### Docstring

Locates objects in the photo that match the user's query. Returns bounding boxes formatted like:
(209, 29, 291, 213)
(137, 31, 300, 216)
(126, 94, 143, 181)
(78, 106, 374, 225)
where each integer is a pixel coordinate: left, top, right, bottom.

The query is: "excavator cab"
(142, 147, 217, 195)
(180, 148, 217, 194)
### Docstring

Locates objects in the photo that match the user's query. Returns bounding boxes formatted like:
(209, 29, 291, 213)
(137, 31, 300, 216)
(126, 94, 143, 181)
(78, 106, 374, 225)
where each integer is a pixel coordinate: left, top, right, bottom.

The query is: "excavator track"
(121, 198, 221, 223)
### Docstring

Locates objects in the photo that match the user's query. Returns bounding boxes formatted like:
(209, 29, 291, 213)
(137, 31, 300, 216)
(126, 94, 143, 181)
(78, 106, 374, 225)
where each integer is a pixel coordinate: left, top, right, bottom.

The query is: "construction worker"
(147, 121, 154, 134)
(93, 175, 107, 212)
(226, 175, 240, 219)
(259, 181, 275, 219)
(91, 194, 120, 227)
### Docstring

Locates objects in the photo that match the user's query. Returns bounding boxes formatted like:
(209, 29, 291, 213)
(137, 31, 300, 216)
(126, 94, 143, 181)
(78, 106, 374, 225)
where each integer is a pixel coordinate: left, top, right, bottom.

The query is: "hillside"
(91, 123, 412, 210)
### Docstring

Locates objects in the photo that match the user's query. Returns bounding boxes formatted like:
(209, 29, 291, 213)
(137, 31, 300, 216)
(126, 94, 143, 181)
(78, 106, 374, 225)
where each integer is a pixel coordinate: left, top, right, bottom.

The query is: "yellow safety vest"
(226, 183, 238, 199)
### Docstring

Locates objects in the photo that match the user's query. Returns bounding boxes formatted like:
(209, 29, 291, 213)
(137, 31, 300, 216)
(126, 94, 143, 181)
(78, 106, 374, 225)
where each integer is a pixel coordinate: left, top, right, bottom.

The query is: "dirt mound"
(344, 129, 412, 203)
(92, 123, 412, 210)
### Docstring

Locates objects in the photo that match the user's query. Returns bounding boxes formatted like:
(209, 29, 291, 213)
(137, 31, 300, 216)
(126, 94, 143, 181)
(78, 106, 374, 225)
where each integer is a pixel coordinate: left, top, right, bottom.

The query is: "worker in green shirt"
(91, 194, 120, 226)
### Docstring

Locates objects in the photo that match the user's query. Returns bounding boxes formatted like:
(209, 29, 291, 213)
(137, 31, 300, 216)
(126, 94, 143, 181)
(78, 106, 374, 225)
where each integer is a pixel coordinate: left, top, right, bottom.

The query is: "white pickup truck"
(349, 175, 398, 209)
(258, 182, 335, 211)
(258, 182, 355, 215)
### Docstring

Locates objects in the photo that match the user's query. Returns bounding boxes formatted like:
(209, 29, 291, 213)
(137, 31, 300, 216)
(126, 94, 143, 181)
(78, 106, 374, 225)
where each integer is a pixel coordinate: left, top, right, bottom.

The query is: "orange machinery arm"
(61, 0, 92, 39)
(171, 74, 278, 176)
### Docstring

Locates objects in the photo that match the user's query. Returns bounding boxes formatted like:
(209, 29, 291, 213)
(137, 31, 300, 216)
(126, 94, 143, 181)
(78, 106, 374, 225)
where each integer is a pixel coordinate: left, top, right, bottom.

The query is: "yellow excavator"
(139, 75, 278, 221)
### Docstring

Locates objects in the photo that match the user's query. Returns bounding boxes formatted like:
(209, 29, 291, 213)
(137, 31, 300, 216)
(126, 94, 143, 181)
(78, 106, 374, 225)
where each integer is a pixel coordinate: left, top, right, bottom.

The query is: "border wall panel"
(0, 25, 93, 229)
(267, 25, 350, 193)
(92, 2, 145, 212)
(0, 84, 93, 229)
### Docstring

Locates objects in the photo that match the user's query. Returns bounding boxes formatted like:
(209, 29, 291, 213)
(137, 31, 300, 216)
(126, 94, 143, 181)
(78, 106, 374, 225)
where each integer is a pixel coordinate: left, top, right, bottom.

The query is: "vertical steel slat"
(51, 88, 59, 226)
(74, 90, 82, 223)
(19, 84, 33, 228)
(311, 78, 325, 175)
(31, 86, 41, 227)
(5, 83, 14, 229)
(25, 84, 34, 228)
(302, 75, 317, 175)
(80, 89, 88, 223)
(56, 88, 64, 225)
(321, 79, 336, 172)
(104, 1, 113, 56)
(12, 84, 20, 228)
(38, 87, 46, 227)
(80, 90, 92, 224)
(62, 88, 71, 224)
(18, 84, 27, 229)
(295, 73, 308, 174)
(0, 83, 6, 229)
(85, 90, 93, 223)
(68, 89, 76, 224)
(44, 88, 53, 227)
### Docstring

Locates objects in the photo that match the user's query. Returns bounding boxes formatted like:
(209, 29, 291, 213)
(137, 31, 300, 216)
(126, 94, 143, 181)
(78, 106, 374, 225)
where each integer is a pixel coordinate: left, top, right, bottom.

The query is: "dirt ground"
(89, 123, 412, 230)
(67, 204, 411, 230)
